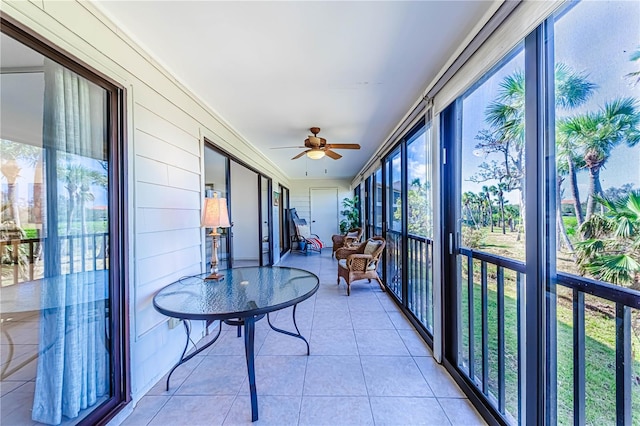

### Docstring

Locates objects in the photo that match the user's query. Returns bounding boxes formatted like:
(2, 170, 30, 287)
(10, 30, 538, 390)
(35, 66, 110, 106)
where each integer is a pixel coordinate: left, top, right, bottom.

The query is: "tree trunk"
(517, 185, 525, 242)
(1, 160, 22, 228)
(500, 197, 506, 234)
(557, 176, 574, 253)
(567, 159, 583, 226)
(585, 165, 603, 221)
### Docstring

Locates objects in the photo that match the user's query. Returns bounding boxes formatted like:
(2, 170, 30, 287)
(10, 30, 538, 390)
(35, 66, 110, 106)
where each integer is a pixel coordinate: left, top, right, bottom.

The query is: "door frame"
(0, 15, 131, 424)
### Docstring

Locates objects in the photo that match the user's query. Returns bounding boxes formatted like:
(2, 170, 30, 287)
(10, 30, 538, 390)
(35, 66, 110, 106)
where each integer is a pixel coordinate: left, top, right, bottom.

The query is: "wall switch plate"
(168, 318, 181, 329)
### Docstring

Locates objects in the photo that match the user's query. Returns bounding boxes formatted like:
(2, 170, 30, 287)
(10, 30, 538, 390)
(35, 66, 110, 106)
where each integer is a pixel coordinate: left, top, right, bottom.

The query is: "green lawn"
(459, 266, 640, 425)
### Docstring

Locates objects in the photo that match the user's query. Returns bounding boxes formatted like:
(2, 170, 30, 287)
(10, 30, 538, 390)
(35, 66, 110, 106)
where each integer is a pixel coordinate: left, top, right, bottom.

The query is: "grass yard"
(458, 233, 640, 425)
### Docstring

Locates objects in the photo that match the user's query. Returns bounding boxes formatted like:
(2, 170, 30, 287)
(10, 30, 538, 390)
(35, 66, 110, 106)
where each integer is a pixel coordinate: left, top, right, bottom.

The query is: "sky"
(459, 0, 640, 205)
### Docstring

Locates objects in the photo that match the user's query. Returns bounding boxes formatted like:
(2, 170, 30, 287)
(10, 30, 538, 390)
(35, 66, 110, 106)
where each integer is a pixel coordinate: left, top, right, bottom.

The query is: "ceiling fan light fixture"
(308, 136, 321, 146)
(306, 149, 325, 160)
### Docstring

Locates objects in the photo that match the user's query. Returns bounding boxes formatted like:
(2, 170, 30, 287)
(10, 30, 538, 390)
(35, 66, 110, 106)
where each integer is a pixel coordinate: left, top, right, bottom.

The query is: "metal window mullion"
(401, 142, 409, 305)
(497, 266, 505, 414)
(524, 24, 548, 426)
(573, 289, 585, 426)
(467, 254, 475, 381)
(481, 260, 489, 395)
(516, 271, 524, 424)
(615, 303, 632, 426)
(420, 239, 425, 324)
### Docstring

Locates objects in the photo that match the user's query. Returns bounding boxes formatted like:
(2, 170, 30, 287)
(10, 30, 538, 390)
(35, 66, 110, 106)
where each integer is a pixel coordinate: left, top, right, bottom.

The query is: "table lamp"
(201, 193, 231, 280)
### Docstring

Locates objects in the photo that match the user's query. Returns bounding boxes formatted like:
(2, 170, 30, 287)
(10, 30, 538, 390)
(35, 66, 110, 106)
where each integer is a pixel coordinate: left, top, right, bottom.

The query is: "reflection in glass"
(1, 35, 111, 425)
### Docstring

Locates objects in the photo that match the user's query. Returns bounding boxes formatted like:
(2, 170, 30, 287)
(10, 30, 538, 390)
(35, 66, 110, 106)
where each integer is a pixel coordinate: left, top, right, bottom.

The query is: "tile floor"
(120, 249, 486, 426)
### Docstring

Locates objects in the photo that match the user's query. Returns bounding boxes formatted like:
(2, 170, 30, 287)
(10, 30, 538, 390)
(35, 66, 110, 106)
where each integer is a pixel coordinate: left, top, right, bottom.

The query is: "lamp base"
(204, 272, 224, 281)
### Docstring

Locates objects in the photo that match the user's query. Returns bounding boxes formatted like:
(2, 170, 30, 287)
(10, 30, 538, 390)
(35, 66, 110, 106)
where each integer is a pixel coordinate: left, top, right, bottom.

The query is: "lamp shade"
(306, 149, 325, 160)
(201, 194, 231, 228)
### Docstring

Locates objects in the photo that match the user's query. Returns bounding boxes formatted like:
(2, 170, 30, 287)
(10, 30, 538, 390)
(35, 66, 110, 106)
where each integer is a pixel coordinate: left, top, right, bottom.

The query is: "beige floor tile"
(303, 355, 367, 396)
(237, 355, 307, 396)
(439, 397, 488, 425)
(370, 396, 452, 425)
(147, 395, 234, 426)
(414, 357, 466, 398)
(309, 328, 358, 356)
(176, 355, 247, 396)
(361, 356, 433, 397)
(298, 396, 374, 426)
(354, 329, 410, 356)
(120, 396, 169, 426)
(223, 395, 301, 425)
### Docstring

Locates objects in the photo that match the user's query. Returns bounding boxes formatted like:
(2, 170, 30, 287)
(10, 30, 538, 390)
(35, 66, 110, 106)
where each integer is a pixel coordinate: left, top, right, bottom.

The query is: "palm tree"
(59, 162, 107, 235)
(483, 185, 495, 232)
(481, 63, 595, 239)
(576, 191, 640, 288)
(556, 122, 587, 226)
(462, 191, 479, 229)
(0, 140, 41, 228)
(625, 47, 640, 86)
(561, 98, 640, 221)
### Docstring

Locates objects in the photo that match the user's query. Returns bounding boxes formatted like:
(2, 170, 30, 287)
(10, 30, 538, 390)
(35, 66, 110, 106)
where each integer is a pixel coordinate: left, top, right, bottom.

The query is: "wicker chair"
(331, 227, 363, 258)
(336, 236, 386, 296)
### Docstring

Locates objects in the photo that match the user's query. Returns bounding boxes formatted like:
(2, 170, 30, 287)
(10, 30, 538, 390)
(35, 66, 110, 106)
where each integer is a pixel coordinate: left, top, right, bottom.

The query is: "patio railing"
(385, 229, 434, 335)
(0, 233, 109, 286)
(458, 247, 640, 425)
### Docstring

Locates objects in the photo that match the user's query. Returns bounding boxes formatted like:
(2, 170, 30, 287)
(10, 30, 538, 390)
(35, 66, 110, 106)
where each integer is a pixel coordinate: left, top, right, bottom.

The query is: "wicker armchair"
(331, 227, 362, 258)
(336, 236, 386, 296)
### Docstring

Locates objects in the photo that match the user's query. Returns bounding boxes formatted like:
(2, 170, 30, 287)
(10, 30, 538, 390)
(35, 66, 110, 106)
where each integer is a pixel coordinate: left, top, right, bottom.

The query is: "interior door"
(309, 188, 338, 245)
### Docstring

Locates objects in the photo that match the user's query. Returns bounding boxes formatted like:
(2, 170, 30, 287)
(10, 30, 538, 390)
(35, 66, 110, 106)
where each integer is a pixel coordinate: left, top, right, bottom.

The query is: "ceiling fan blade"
(325, 143, 360, 150)
(291, 149, 310, 160)
(324, 149, 342, 160)
(271, 146, 306, 150)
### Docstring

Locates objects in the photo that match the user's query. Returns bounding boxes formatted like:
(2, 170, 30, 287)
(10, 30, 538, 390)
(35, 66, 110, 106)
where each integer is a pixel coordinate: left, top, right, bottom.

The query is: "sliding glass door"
(383, 146, 404, 301)
(0, 24, 126, 425)
(279, 185, 290, 256)
(444, 43, 526, 423)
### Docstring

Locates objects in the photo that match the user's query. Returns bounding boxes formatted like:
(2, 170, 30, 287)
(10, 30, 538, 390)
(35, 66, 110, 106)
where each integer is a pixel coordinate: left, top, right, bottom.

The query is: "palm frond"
(585, 254, 640, 284)
(554, 63, 596, 109)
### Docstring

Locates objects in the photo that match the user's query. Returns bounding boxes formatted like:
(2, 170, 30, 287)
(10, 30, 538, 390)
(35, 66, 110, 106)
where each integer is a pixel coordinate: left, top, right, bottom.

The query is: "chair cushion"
(367, 261, 378, 271)
(346, 231, 359, 238)
(297, 224, 311, 238)
(338, 259, 347, 269)
(364, 240, 382, 255)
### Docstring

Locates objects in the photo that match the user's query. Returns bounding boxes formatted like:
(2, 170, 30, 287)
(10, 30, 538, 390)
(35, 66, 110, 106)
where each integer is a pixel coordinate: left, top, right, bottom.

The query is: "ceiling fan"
(273, 127, 361, 160)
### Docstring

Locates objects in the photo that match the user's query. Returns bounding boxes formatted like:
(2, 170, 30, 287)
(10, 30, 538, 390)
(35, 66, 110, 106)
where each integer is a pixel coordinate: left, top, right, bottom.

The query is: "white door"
(310, 188, 338, 246)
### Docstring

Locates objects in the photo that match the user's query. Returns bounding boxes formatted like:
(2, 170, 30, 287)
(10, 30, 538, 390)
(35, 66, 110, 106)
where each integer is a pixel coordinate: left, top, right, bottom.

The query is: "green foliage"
(339, 196, 360, 234)
(394, 179, 432, 237)
(563, 216, 578, 237)
(576, 191, 640, 286)
(461, 226, 487, 249)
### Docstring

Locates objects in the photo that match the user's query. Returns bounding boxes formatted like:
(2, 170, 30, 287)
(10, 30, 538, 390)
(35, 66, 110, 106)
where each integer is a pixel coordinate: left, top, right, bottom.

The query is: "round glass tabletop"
(153, 266, 319, 321)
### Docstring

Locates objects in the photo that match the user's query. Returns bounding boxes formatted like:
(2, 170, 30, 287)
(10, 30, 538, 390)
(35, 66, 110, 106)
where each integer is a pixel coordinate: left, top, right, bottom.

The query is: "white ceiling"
(93, 1, 495, 181)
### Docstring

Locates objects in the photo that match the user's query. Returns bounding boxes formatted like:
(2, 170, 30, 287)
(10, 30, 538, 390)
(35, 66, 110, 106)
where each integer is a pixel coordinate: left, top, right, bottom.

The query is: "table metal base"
(166, 303, 309, 422)
(165, 319, 222, 391)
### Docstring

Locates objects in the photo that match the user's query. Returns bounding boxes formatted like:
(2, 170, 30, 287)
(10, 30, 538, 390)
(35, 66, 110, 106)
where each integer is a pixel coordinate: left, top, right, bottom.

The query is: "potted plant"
(339, 195, 360, 234)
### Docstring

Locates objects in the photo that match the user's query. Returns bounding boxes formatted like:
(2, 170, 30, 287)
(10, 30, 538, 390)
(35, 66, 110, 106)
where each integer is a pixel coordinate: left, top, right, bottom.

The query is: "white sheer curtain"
(32, 59, 109, 425)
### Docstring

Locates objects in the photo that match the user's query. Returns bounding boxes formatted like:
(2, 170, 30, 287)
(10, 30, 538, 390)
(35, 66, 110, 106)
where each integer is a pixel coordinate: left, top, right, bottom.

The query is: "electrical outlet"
(168, 318, 181, 329)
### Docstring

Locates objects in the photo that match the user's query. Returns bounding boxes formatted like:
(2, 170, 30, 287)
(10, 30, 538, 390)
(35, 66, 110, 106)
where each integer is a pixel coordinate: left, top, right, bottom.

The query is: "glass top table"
(153, 266, 319, 422)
